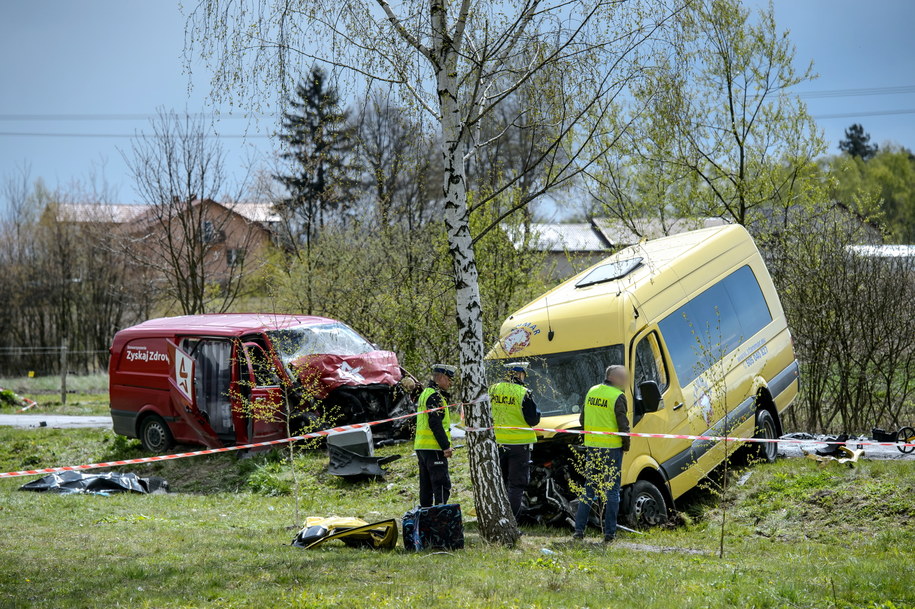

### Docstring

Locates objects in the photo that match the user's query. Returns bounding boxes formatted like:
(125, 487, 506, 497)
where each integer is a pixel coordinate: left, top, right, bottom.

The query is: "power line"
(798, 84, 915, 99)
(811, 109, 915, 119)
(0, 131, 274, 139)
(0, 112, 272, 121)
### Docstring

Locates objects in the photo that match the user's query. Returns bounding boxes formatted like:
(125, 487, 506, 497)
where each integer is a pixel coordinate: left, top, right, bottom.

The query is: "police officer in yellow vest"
(490, 361, 541, 517)
(414, 364, 456, 507)
(573, 364, 631, 542)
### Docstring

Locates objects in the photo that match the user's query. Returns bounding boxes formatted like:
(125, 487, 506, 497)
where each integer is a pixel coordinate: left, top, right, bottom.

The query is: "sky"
(1, 0, 914, 211)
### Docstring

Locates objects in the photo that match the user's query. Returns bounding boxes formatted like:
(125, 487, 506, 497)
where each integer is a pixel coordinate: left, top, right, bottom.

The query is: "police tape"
(3, 405, 911, 479)
(0, 404, 450, 479)
(465, 425, 915, 448)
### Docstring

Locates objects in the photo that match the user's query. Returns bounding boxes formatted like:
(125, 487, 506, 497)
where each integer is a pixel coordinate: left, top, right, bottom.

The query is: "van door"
(236, 342, 286, 443)
(629, 329, 691, 467)
(166, 340, 222, 448)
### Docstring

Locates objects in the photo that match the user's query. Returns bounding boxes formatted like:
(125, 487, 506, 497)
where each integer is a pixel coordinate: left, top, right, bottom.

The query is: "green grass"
(0, 427, 913, 609)
(0, 375, 110, 415)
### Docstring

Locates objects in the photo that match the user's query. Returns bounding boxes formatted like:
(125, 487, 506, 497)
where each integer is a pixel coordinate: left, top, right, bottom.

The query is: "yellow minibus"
(487, 224, 798, 527)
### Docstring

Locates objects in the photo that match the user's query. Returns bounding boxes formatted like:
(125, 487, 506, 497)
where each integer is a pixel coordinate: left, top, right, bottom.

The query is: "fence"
(0, 344, 109, 404)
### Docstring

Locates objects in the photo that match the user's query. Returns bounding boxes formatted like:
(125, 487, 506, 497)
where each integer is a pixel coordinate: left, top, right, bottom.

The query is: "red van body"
(109, 313, 405, 452)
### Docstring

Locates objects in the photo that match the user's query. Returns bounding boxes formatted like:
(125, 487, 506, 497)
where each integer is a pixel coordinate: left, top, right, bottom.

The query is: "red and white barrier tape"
(0, 385, 39, 413)
(0, 405, 448, 479)
(465, 426, 915, 448)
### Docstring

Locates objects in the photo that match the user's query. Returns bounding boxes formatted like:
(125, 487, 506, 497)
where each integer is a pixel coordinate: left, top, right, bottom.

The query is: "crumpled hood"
(290, 350, 402, 399)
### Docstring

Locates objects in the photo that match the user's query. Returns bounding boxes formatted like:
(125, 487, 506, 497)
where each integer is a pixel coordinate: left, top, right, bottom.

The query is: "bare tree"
(187, 0, 684, 543)
(123, 110, 254, 315)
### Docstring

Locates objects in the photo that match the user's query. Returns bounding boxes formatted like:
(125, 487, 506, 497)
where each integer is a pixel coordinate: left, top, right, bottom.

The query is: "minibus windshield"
(269, 323, 374, 370)
(488, 344, 624, 417)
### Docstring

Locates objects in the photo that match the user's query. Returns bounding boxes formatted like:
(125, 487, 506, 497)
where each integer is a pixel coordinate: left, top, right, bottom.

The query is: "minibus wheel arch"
(622, 467, 672, 528)
(755, 388, 782, 437)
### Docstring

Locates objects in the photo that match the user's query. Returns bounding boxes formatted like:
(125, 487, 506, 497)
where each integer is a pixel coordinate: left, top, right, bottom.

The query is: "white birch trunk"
(435, 53, 519, 545)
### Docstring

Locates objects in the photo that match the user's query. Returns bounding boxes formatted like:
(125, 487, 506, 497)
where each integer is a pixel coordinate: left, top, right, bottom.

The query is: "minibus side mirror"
(638, 381, 662, 413)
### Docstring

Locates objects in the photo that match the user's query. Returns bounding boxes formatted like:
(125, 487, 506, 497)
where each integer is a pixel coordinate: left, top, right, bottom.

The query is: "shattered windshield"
(487, 344, 625, 417)
(269, 323, 375, 369)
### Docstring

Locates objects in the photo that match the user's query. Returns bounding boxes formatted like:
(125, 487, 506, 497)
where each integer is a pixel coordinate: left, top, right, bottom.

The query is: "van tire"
(140, 415, 174, 454)
(624, 480, 668, 529)
(754, 409, 778, 463)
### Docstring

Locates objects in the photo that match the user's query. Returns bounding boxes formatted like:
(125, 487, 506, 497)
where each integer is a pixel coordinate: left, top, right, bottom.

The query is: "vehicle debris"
(291, 516, 398, 550)
(326, 426, 402, 479)
(802, 446, 864, 468)
(19, 471, 169, 495)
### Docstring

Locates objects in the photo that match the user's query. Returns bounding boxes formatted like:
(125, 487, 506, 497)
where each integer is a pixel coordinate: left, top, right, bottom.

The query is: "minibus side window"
(659, 264, 773, 386)
(634, 332, 668, 394)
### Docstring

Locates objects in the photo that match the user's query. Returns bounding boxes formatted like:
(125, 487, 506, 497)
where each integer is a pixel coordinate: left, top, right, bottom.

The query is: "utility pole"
(59, 339, 68, 406)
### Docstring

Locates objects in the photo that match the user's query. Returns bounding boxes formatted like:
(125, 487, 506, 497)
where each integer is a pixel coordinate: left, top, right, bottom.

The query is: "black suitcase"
(402, 504, 464, 551)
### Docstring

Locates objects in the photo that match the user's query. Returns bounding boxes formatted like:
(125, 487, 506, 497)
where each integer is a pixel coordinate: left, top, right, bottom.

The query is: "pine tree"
(274, 67, 356, 245)
(839, 123, 879, 160)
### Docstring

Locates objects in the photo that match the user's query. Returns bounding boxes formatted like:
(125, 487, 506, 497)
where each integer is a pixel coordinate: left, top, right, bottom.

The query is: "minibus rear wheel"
(754, 409, 778, 463)
(624, 480, 668, 529)
(140, 415, 174, 454)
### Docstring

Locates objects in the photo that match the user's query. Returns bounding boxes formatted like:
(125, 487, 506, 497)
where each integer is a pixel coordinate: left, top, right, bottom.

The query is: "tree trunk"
(436, 62, 519, 546)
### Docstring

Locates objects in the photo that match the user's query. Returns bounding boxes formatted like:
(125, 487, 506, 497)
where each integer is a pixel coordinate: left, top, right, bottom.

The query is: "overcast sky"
(1, 0, 913, 210)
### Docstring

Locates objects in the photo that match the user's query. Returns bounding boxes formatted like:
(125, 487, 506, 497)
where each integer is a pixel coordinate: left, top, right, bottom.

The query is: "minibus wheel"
(754, 409, 778, 463)
(140, 415, 174, 454)
(624, 480, 668, 529)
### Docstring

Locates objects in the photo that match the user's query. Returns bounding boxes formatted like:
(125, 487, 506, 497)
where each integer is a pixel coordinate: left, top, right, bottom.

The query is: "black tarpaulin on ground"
(19, 471, 169, 495)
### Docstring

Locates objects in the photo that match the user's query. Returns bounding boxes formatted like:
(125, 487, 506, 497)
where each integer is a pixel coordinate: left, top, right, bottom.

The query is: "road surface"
(0, 414, 112, 429)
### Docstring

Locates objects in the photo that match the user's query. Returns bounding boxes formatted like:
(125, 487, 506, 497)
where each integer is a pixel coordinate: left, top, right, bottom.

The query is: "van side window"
(634, 332, 669, 394)
(658, 265, 773, 385)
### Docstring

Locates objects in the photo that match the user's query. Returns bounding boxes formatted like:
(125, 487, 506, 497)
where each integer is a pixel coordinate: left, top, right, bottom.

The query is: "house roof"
(53, 203, 147, 224)
(221, 202, 282, 224)
(847, 244, 915, 258)
(523, 223, 609, 253)
(53, 200, 281, 226)
(592, 217, 729, 247)
(516, 217, 729, 253)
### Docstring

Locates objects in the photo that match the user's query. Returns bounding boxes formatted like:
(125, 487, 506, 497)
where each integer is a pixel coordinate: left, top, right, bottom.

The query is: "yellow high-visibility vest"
(583, 384, 624, 449)
(414, 386, 451, 450)
(490, 381, 537, 445)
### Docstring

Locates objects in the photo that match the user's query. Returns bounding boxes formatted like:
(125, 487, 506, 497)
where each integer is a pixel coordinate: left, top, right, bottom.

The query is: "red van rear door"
(166, 340, 222, 448)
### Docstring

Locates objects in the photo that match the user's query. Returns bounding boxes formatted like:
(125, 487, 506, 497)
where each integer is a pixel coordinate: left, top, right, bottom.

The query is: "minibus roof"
(489, 224, 754, 358)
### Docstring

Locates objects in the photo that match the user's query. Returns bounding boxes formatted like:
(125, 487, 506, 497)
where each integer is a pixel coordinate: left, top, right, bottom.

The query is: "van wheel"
(624, 480, 668, 529)
(754, 409, 778, 463)
(140, 415, 174, 454)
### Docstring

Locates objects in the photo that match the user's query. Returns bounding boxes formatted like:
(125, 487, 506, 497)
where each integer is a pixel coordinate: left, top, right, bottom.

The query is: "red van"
(109, 313, 407, 452)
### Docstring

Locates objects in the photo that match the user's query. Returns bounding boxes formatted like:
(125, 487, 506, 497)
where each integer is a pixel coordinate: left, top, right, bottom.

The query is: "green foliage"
(593, 0, 825, 231)
(253, 199, 550, 381)
(0, 389, 24, 408)
(1, 427, 914, 608)
(826, 145, 915, 242)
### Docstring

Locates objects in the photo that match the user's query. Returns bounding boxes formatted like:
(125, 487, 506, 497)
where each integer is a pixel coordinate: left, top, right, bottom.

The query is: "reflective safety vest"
(490, 381, 537, 445)
(414, 387, 451, 450)
(583, 384, 624, 449)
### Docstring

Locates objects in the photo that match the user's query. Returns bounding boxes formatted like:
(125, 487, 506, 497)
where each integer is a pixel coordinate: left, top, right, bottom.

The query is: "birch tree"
(186, 0, 682, 544)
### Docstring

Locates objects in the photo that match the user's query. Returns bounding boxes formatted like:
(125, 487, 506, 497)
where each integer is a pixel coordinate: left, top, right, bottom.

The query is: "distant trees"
(591, 0, 823, 233)
(0, 172, 149, 374)
(827, 145, 915, 242)
(123, 110, 255, 315)
(839, 123, 879, 160)
(274, 68, 358, 246)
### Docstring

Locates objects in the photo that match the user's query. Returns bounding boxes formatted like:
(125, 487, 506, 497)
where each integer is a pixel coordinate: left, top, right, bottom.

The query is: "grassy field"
(0, 374, 109, 416)
(0, 426, 912, 609)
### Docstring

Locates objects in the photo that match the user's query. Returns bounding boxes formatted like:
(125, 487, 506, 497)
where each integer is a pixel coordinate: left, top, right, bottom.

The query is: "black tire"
(754, 409, 778, 463)
(140, 415, 174, 454)
(897, 427, 915, 455)
(624, 480, 668, 529)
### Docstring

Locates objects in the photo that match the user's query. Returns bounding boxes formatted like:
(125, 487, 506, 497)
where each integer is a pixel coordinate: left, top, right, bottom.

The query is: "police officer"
(414, 364, 456, 507)
(490, 361, 541, 518)
(573, 364, 631, 542)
